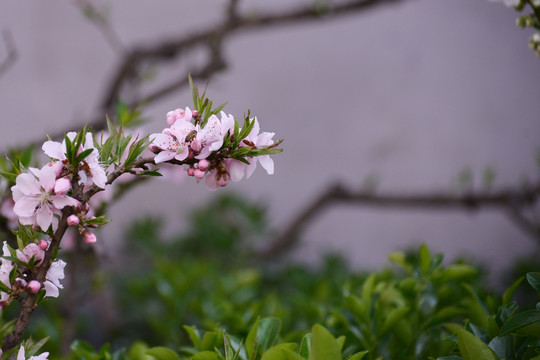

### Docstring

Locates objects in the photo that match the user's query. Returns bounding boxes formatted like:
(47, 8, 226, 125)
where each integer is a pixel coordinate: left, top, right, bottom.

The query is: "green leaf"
(183, 325, 202, 350)
(361, 274, 376, 303)
(261, 344, 303, 360)
(527, 272, 540, 293)
(299, 333, 312, 360)
(439, 264, 477, 282)
(145, 347, 181, 360)
(309, 324, 341, 360)
(499, 309, 540, 336)
(189, 74, 199, 110)
(127, 342, 154, 360)
(347, 351, 368, 360)
(381, 306, 409, 334)
(75, 148, 95, 164)
(419, 244, 431, 275)
(246, 317, 281, 359)
(388, 252, 412, 273)
(193, 352, 219, 360)
(457, 330, 500, 360)
(502, 276, 524, 305)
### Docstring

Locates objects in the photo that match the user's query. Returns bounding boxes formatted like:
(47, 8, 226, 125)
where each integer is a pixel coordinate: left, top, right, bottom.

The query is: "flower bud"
(82, 230, 97, 244)
(194, 169, 206, 180)
(26, 280, 41, 293)
(149, 143, 161, 154)
(217, 173, 230, 187)
(198, 159, 210, 171)
(187, 167, 195, 176)
(67, 215, 80, 226)
(192, 109, 199, 118)
(81, 202, 90, 214)
(39, 240, 48, 250)
(54, 177, 71, 195)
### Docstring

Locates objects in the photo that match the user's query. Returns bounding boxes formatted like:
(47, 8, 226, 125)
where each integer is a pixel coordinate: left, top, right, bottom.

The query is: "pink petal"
(50, 195, 78, 209)
(42, 141, 65, 160)
(38, 166, 57, 192)
(258, 155, 274, 175)
(13, 197, 39, 217)
(245, 158, 257, 179)
(35, 204, 54, 231)
(228, 160, 246, 182)
(204, 171, 218, 191)
(90, 166, 107, 188)
(154, 151, 175, 164)
(43, 281, 59, 298)
(256, 131, 275, 147)
(15, 173, 40, 195)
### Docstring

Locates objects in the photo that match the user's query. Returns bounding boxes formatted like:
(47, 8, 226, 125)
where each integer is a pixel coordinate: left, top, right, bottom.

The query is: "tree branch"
(257, 182, 540, 259)
(0, 30, 17, 79)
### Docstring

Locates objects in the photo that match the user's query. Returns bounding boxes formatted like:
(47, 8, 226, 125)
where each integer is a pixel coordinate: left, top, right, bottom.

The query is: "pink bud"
(187, 168, 195, 176)
(194, 169, 206, 180)
(192, 109, 199, 118)
(198, 159, 210, 171)
(39, 240, 48, 250)
(81, 202, 90, 214)
(82, 230, 97, 244)
(217, 173, 229, 187)
(188, 150, 194, 159)
(27, 280, 41, 293)
(149, 143, 161, 154)
(67, 215, 80, 226)
(54, 177, 71, 195)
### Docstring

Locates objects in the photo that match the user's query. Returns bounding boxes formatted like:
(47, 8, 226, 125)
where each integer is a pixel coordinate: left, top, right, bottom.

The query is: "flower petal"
(43, 281, 59, 298)
(258, 155, 274, 175)
(154, 151, 175, 164)
(42, 141, 65, 160)
(50, 195, 78, 209)
(35, 204, 54, 231)
(15, 173, 40, 195)
(13, 197, 39, 217)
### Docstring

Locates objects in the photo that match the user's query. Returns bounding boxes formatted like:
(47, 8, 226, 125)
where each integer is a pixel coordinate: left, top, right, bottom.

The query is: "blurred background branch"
(259, 181, 540, 259)
(0, 30, 16, 79)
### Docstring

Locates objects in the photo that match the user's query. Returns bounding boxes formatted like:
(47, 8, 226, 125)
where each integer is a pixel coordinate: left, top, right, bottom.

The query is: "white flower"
(43, 259, 66, 298)
(17, 345, 49, 360)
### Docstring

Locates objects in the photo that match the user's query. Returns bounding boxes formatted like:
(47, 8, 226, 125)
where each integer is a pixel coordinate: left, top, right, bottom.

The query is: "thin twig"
(0, 30, 17, 79)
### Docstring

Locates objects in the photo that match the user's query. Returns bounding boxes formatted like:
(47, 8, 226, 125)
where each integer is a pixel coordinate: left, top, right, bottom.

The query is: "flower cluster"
(0, 241, 66, 308)
(150, 107, 279, 190)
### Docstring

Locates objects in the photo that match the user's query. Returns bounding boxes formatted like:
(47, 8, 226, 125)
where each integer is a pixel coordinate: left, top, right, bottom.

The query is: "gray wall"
(1, 0, 539, 281)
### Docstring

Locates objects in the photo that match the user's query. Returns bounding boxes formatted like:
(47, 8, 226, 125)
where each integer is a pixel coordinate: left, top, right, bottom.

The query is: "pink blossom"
(43, 260, 65, 298)
(193, 168, 206, 180)
(150, 120, 196, 163)
(16, 243, 45, 266)
(42, 132, 107, 189)
(166, 107, 192, 126)
(0, 242, 13, 295)
(227, 118, 275, 182)
(194, 112, 235, 160)
(12, 165, 79, 231)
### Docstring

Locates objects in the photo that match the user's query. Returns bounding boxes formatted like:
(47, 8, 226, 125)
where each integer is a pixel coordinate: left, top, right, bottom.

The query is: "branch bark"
(257, 182, 540, 259)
